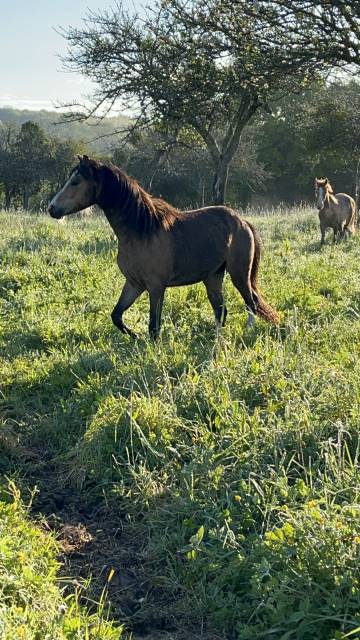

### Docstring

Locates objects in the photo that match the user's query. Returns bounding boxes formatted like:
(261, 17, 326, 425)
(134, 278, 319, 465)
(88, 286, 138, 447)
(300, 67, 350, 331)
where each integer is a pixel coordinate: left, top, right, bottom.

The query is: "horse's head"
(314, 177, 328, 210)
(49, 155, 101, 219)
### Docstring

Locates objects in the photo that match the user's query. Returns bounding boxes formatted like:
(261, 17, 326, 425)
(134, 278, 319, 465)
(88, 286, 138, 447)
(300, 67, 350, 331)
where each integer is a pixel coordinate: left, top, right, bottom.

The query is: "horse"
(314, 177, 356, 245)
(48, 155, 279, 339)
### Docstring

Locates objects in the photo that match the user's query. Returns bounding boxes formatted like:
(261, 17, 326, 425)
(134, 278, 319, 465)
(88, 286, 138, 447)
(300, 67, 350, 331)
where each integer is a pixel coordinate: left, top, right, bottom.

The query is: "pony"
(314, 177, 356, 245)
(49, 155, 279, 339)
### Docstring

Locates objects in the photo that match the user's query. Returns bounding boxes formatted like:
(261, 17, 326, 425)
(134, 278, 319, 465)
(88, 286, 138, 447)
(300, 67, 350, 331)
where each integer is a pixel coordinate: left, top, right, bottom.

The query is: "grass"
(0, 482, 123, 639)
(1, 206, 360, 639)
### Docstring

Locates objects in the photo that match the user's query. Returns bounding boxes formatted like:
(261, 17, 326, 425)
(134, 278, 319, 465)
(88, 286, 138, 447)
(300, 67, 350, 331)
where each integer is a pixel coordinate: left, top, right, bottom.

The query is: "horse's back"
(163, 205, 254, 286)
(336, 193, 355, 207)
(335, 193, 356, 228)
(184, 204, 241, 220)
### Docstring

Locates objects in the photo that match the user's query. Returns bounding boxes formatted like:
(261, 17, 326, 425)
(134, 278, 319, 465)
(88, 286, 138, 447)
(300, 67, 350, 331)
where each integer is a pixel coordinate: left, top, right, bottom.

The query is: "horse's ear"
(76, 154, 92, 166)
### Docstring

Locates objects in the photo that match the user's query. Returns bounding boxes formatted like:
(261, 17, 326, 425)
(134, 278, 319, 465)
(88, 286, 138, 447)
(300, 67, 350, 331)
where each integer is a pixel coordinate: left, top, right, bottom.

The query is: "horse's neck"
(102, 206, 128, 238)
(97, 170, 131, 237)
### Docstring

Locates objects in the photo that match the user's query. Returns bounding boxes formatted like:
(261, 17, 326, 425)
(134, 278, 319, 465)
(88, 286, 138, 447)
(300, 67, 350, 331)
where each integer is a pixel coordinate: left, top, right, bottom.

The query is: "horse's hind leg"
(345, 222, 355, 240)
(148, 286, 165, 340)
(203, 270, 227, 329)
(112, 279, 144, 337)
(230, 274, 258, 327)
(227, 236, 258, 326)
(228, 265, 257, 326)
(339, 222, 347, 241)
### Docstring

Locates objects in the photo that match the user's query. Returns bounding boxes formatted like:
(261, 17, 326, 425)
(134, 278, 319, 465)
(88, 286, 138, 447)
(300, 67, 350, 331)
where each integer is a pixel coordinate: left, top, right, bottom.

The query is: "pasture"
(1, 206, 360, 639)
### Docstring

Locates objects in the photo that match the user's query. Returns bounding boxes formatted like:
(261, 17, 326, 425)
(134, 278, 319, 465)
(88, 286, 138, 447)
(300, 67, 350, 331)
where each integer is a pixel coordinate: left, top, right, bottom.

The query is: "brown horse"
(49, 156, 279, 338)
(314, 177, 356, 245)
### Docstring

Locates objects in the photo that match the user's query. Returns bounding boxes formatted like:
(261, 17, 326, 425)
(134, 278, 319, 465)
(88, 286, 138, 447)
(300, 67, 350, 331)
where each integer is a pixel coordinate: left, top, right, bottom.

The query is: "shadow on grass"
(302, 239, 323, 253)
(1, 328, 53, 359)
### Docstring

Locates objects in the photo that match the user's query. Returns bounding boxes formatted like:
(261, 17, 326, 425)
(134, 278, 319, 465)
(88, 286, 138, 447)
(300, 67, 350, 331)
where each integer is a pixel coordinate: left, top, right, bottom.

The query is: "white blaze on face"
(316, 186, 324, 209)
(49, 173, 75, 210)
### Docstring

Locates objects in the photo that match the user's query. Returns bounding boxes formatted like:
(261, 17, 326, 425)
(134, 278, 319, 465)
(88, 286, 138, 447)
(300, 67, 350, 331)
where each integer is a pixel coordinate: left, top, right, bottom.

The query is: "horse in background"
(48, 155, 279, 339)
(314, 177, 356, 245)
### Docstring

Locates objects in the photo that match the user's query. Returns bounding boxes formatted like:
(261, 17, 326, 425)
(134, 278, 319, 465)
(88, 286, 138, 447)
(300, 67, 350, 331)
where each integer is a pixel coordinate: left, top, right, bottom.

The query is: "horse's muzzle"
(48, 204, 63, 219)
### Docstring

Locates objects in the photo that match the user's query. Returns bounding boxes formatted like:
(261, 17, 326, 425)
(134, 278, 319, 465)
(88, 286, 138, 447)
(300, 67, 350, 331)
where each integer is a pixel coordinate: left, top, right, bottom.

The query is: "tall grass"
(1, 207, 360, 639)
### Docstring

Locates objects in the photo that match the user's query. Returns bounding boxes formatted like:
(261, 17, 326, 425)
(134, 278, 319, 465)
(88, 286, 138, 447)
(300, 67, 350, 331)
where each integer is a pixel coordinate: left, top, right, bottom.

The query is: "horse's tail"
(353, 198, 358, 228)
(346, 197, 357, 231)
(247, 221, 280, 325)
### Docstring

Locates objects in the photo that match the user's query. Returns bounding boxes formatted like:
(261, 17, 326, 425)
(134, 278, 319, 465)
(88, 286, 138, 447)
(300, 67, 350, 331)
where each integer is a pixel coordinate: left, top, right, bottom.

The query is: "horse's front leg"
(320, 223, 326, 246)
(111, 279, 144, 338)
(148, 286, 165, 340)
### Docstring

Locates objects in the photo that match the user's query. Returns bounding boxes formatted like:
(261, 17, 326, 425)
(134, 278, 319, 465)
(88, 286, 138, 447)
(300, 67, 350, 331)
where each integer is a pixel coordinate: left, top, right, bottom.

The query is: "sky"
(0, 0, 146, 112)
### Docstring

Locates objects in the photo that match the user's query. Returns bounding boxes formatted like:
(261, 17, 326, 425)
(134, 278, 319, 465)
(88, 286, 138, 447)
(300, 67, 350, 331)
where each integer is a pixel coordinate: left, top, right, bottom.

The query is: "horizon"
(1, 0, 148, 113)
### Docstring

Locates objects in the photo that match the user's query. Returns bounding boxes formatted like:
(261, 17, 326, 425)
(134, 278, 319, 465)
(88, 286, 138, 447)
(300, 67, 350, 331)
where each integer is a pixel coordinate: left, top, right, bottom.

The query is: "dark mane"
(94, 160, 184, 237)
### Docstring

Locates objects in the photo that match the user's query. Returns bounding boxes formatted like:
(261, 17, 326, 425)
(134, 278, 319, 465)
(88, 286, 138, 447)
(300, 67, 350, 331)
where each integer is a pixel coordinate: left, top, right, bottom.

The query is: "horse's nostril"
(48, 203, 61, 218)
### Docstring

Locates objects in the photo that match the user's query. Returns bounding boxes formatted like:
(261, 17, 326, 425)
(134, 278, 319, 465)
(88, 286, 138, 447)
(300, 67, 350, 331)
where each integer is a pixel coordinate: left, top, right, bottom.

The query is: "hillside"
(0, 107, 132, 153)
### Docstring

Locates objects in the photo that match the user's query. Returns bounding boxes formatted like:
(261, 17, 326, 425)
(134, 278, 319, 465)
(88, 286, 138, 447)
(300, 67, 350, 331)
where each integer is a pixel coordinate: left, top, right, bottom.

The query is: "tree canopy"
(60, 0, 360, 204)
(0, 121, 85, 210)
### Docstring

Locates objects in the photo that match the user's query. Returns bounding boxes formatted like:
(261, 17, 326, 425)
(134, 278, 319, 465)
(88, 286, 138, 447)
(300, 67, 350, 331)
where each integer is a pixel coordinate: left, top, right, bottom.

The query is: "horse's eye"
(71, 179, 80, 186)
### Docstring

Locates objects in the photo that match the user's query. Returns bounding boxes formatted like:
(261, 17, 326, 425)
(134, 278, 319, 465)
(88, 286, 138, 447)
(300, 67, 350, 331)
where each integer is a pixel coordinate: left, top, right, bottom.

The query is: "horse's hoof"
(114, 320, 137, 338)
(124, 327, 138, 339)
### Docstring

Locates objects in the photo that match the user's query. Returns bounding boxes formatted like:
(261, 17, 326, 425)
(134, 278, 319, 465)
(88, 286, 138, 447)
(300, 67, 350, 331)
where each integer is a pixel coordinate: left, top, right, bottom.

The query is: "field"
(1, 207, 360, 640)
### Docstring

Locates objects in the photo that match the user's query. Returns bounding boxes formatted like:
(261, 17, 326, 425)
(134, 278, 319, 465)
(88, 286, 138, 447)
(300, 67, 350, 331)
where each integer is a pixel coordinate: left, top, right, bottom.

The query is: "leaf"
(107, 568, 115, 583)
(190, 525, 205, 547)
(195, 525, 205, 544)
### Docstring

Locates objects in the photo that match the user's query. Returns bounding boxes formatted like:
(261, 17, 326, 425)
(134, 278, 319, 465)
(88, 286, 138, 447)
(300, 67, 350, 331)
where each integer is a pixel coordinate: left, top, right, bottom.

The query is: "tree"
(61, 0, 344, 204)
(261, 1, 360, 67)
(14, 122, 53, 209)
(112, 129, 214, 207)
(255, 80, 360, 203)
(0, 121, 86, 210)
(0, 123, 19, 209)
(48, 138, 86, 192)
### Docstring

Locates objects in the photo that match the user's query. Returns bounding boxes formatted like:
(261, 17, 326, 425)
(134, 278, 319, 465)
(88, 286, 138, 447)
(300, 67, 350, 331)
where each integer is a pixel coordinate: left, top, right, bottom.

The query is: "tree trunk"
(212, 160, 229, 205)
(23, 189, 29, 210)
(193, 96, 259, 206)
(4, 187, 12, 210)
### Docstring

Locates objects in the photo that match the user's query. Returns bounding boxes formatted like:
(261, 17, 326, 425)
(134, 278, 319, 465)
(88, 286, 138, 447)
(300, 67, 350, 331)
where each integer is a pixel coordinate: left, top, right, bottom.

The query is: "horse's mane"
(315, 177, 334, 194)
(83, 158, 183, 236)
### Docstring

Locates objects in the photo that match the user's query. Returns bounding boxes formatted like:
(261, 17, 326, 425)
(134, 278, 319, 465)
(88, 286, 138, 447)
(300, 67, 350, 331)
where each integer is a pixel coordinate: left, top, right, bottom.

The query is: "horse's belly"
(167, 273, 208, 287)
(168, 258, 226, 287)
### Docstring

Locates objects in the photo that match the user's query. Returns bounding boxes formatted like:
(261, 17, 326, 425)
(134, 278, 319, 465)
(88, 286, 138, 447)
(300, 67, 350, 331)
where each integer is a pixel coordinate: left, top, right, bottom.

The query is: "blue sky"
(0, 0, 146, 111)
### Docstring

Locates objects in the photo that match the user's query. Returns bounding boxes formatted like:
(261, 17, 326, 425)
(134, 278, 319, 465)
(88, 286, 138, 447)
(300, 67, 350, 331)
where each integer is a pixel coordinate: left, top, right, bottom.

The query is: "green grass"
(1, 207, 360, 639)
(0, 483, 123, 639)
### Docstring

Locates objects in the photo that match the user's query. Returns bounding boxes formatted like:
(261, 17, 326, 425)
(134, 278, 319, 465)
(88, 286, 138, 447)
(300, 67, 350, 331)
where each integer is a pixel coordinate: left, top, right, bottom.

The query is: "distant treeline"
(0, 80, 359, 211)
(0, 107, 130, 153)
